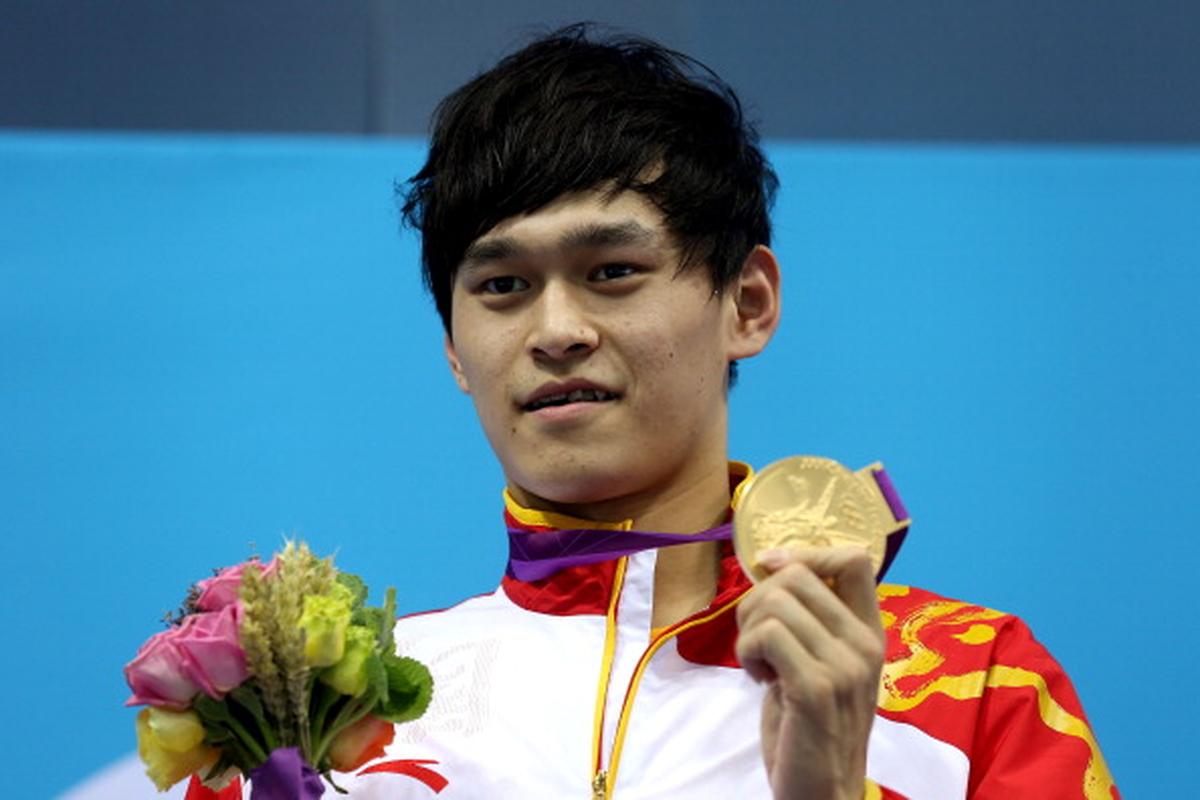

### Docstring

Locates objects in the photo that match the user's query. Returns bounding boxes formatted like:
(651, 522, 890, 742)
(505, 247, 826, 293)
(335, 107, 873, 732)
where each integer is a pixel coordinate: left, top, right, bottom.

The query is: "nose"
(525, 281, 599, 362)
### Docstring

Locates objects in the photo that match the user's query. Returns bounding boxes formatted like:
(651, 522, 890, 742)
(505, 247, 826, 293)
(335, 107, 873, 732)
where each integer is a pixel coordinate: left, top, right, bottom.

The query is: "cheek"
(632, 312, 727, 407)
(665, 305, 727, 370)
(453, 331, 517, 409)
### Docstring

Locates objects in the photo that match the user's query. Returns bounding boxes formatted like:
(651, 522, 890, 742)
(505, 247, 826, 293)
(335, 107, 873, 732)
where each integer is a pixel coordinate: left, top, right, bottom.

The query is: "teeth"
(527, 388, 615, 410)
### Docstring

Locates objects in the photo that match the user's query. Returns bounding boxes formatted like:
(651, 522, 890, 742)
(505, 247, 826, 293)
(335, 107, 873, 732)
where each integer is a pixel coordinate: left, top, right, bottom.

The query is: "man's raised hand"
(735, 545, 885, 800)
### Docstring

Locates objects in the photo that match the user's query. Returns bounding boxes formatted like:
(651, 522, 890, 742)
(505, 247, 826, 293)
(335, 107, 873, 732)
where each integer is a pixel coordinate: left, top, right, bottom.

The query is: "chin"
(511, 459, 639, 509)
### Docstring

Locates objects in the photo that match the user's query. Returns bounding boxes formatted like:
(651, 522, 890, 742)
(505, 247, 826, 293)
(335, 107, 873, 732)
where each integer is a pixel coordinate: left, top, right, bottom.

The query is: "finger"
(758, 546, 883, 632)
(736, 616, 823, 695)
(742, 559, 883, 657)
(738, 577, 865, 665)
(738, 613, 883, 726)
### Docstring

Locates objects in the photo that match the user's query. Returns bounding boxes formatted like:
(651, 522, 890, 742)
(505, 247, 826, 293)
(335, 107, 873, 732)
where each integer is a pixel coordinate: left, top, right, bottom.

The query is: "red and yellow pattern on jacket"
(875, 584, 1117, 799)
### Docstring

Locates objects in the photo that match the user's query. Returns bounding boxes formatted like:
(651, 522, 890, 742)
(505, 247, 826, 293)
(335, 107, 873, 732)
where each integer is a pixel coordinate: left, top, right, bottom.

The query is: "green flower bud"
(320, 625, 376, 697)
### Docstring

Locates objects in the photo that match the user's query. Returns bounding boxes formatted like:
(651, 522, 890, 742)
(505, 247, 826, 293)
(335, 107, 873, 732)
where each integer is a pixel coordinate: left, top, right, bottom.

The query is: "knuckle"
(840, 662, 870, 692)
(807, 672, 836, 702)
(734, 629, 757, 661)
(758, 615, 787, 640)
(854, 633, 892, 671)
(781, 562, 815, 590)
(753, 586, 799, 622)
(734, 638, 749, 662)
(766, 562, 805, 588)
(845, 547, 873, 571)
(865, 637, 886, 666)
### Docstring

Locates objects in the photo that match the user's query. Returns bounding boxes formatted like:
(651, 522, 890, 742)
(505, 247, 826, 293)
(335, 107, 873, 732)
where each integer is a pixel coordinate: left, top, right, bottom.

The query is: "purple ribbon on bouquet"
(249, 747, 325, 800)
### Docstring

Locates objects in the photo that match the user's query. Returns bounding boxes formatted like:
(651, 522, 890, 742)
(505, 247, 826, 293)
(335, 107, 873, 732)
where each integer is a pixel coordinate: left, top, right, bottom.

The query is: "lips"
(520, 380, 620, 412)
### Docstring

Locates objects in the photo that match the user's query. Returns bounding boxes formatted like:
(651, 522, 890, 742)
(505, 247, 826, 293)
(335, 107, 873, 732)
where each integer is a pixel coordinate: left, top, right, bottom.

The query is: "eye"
(590, 263, 639, 282)
(479, 275, 530, 295)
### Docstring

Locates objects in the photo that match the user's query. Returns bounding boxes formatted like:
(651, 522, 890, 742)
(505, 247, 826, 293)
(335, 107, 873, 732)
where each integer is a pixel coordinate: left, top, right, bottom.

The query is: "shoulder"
(393, 587, 513, 637)
(875, 584, 1119, 798)
(875, 582, 1070, 707)
(876, 582, 1068, 677)
(877, 583, 1023, 654)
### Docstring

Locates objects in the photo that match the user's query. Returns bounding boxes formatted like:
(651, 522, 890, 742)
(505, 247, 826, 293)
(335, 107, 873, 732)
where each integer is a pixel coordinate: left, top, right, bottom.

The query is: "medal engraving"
(734, 456, 893, 582)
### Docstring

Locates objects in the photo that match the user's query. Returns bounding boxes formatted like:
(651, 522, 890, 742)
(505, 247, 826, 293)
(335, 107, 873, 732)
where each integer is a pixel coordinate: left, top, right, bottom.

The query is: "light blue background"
(1, 133, 1195, 796)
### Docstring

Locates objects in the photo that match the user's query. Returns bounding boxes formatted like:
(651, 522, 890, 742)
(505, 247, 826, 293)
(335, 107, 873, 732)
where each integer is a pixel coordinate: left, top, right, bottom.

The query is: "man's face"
(445, 189, 743, 509)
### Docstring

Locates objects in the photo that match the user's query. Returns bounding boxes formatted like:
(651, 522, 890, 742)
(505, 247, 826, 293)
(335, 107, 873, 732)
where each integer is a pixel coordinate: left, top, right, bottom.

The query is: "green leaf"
(191, 691, 269, 768)
(192, 694, 236, 727)
(362, 650, 389, 707)
(376, 656, 433, 723)
(228, 684, 268, 724)
(336, 572, 368, 609)
(227, 683, 278, 751)
(379, 587, 397, 654)
(351, 605, 384, 632)
(197, 719, 253, 773)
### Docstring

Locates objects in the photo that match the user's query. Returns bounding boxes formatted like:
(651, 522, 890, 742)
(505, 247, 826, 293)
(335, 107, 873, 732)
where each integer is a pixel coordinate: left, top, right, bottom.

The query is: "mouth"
(521, 385, 621, 412)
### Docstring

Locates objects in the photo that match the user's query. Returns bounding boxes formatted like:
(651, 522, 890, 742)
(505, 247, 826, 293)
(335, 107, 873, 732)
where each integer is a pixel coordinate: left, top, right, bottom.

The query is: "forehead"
(460, 189, 673, 271)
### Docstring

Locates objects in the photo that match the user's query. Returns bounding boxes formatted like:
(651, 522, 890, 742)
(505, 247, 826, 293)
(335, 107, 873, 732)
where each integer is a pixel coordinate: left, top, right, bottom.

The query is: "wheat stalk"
(238, 542, 341, 759)
(238, 562, 289, 736)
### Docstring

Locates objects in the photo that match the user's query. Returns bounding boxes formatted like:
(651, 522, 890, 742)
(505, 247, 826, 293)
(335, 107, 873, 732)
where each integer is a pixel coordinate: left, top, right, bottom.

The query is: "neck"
(508, 452, 733, 629)
(509, 457, 732, 532)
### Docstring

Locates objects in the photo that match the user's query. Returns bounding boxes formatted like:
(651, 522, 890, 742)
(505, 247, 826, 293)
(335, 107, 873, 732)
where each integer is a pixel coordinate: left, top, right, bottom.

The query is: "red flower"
(328, 715, 395, 772)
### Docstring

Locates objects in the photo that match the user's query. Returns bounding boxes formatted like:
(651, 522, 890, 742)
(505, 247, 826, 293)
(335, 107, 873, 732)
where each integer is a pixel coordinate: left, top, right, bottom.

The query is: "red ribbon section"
(183, 758, 448, 796)
(359, 759, 449, 793)
(185, 774, 243, 800)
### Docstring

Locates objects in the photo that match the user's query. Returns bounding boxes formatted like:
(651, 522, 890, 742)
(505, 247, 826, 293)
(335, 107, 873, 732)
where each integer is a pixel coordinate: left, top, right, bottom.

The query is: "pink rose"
(124, 629, 202, 710)
(126, 604, 249, 709)
(178, 604, 249, 697)
(195, 557, 278, 612)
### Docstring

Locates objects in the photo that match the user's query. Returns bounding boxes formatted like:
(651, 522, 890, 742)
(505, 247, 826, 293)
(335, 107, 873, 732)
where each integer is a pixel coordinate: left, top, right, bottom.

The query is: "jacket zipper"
(591, 770, 607, 799)
(590, 557, 628, 800)
(595, 592, 748, 798)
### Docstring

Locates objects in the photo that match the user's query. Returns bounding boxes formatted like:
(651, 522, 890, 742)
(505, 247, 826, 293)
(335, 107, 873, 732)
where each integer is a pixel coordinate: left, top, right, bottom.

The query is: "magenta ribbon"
(248, 747, 325, 800)
(506, 468, 909, 582)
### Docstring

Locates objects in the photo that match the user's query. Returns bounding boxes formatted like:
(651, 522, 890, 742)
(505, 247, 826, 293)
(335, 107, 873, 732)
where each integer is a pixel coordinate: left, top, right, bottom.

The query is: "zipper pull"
(592, 770, 607, 799)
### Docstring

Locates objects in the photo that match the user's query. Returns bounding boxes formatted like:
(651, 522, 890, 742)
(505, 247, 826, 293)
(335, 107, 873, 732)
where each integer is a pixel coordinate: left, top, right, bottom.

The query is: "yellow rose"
(135, 707, 219, 791)
(299, 591, 352, 668)
(320, 625, 376, 697)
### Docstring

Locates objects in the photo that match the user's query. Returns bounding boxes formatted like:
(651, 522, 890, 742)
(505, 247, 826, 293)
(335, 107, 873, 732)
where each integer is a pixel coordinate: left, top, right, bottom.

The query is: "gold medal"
(733, 456, 908, 581)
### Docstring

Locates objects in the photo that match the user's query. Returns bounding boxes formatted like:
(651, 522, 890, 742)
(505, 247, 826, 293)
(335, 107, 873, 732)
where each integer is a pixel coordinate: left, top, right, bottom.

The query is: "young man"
(336, 25, 1117, 800)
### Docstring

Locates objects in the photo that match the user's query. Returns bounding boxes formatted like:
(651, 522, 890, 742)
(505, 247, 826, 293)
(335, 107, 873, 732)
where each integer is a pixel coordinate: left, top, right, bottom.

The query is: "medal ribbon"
(505, 467, 909, 582)
(507, 523, 734, 581)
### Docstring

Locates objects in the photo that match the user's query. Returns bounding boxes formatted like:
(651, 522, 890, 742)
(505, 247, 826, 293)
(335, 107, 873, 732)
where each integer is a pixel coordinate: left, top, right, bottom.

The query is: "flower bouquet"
(124, 542, 433, 798)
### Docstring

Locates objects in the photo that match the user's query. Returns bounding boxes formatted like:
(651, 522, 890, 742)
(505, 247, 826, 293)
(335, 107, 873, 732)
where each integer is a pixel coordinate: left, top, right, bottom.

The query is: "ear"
(444, 334, 471, 394)
(725, 244, 782, 361)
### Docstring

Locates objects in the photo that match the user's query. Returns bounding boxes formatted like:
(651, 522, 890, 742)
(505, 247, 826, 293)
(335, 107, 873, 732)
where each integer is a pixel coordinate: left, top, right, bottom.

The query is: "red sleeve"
(966, 618, 1119, 800)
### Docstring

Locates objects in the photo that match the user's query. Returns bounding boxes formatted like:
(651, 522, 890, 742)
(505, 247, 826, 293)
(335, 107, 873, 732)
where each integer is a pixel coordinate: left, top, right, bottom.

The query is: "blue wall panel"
(1, 133, 1194, 796)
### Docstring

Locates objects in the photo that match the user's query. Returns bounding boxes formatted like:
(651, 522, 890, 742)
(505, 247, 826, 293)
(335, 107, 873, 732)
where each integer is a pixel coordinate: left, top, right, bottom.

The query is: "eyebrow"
(460, 220, 659, 271)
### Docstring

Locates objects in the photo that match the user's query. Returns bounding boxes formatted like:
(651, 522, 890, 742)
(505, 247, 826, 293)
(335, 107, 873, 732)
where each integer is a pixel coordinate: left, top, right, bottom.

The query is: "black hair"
(400, 22, 778, 355)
